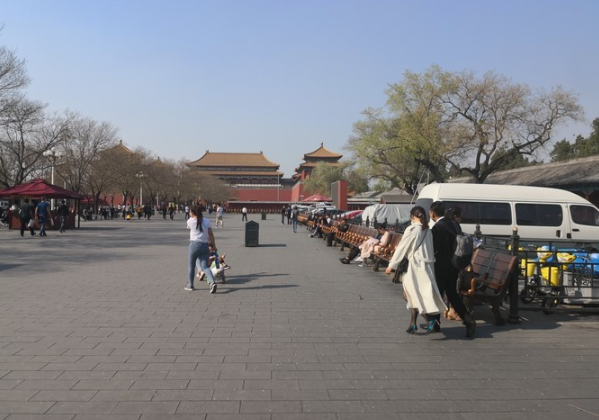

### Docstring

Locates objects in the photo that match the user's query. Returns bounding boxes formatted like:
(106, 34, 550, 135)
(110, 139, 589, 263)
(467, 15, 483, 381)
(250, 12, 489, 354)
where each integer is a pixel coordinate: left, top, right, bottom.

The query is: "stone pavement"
(0, 212, 598, 420)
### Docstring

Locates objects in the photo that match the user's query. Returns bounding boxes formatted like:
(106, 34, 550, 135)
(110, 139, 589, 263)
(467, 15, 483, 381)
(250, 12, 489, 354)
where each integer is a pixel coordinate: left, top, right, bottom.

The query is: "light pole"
(43, 147, 62, 210)
(136, 172, 145, 205)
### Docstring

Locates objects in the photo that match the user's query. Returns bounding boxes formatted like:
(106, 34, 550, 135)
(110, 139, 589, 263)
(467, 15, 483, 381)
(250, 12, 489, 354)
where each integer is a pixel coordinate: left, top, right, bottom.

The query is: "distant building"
(292, 142, 343, 181)
(186, 151, 283, 185)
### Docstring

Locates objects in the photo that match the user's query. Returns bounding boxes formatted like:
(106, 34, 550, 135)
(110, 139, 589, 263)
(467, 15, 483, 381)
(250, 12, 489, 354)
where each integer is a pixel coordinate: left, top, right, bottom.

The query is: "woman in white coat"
(386, 206, 446, 334)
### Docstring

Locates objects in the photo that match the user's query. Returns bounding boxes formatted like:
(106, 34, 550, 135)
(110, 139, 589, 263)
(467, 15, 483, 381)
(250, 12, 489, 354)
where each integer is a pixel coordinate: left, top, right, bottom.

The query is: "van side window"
(445, 201, 477, 224)
(516, 204, 563, 226)
(570, 205, 599, 227)
(444, 201, 511, 225)
(480, 203, 511, 225)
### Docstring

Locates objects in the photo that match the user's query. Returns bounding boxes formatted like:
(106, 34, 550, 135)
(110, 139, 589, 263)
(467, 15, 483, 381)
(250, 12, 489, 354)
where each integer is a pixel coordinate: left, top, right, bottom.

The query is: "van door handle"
(572, 228, 580, 232)
(556, 230, 561, 237)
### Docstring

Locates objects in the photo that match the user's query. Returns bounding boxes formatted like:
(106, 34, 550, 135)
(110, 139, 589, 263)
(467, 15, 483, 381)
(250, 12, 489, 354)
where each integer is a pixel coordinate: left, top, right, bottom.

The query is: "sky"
(1, 0, 598, 178)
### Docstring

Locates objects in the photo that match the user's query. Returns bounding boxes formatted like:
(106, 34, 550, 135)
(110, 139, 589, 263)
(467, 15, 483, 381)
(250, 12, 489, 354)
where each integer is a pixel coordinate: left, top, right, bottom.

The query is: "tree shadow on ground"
(254, 244, 287, 248)
(222, 272, 290, 285)
(0, 263, 24, 272)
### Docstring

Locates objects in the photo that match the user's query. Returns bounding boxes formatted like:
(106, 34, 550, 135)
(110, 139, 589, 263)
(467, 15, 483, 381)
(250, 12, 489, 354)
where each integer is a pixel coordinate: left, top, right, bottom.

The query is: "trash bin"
(261, 212, 266, 220)
(245, 220, 259, 247)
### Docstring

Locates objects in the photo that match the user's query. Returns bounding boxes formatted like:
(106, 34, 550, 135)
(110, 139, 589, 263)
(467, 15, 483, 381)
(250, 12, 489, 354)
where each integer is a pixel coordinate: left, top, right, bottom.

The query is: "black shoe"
(339, 258, 350, 264)
(406, 325, 418, 334)
(465, 320, 477, 338)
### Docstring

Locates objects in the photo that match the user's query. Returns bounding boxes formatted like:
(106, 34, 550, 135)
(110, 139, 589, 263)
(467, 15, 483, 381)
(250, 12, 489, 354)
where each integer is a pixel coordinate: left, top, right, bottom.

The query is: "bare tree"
(0, 30, 30, 109)
(0, 99, 71, 188)
(58, 114, 119, 195)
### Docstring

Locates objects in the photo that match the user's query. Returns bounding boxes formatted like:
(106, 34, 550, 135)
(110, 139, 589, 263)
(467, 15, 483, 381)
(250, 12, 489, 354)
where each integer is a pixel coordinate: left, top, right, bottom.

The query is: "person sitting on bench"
(339, 227, 387, 267)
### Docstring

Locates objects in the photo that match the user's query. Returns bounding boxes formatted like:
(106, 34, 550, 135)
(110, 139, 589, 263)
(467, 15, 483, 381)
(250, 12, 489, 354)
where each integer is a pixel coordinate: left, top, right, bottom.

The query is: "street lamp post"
(42, 147, 62, 210)
(136, 172, 145, 205)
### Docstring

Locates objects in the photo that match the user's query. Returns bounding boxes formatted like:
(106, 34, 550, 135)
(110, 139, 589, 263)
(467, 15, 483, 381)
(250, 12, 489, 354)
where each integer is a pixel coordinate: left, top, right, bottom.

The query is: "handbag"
(397, 257, 409, 273)
(27, 219, 34, 228)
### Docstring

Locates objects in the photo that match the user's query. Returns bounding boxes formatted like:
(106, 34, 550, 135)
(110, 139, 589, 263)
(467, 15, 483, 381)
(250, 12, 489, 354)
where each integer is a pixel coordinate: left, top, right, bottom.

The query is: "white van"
(414, 183, 599, 241)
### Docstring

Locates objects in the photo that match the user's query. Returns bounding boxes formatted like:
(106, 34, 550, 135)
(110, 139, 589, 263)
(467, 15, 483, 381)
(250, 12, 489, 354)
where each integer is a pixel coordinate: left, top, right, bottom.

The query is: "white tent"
(361, 203, 412, 225)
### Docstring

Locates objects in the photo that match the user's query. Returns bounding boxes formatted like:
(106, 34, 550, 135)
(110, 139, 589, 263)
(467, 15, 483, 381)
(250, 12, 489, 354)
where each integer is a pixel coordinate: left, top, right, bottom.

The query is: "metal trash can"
(245, 220, 259, 247)
(261, 212, 266, 220)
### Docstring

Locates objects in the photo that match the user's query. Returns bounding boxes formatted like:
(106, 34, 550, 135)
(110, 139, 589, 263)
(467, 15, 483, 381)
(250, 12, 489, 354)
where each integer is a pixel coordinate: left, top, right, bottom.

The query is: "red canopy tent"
(0, 178, 84, 199)
(302, 194, 332, 202)
(0, 178, 84, 229)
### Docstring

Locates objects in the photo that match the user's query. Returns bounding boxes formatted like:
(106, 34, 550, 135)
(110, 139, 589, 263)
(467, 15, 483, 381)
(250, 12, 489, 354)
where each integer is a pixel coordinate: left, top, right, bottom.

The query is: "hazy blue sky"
(2, 0, 598, 177)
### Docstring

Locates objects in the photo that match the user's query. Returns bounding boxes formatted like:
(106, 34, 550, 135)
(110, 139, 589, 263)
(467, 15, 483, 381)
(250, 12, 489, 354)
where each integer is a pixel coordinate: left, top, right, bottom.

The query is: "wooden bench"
(297, 214, 309, 225)
(372, 233, 402, 269)
(459, 248, 518, 326)
(320, 220, 340, 244)
(336, 225, 378, 251)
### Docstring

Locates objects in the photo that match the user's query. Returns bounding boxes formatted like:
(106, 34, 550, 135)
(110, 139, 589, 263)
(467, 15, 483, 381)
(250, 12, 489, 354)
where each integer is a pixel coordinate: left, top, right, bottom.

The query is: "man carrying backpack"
(429, 201, 476, 338)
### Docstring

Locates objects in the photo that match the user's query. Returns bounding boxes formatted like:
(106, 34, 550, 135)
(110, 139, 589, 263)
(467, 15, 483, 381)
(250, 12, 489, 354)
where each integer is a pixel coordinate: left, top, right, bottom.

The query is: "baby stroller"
(197, 249, 231, 283)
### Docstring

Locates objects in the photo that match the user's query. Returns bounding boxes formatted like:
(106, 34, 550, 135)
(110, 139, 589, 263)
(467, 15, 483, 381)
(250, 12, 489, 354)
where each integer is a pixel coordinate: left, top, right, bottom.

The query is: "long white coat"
(389, 222, 447, 315)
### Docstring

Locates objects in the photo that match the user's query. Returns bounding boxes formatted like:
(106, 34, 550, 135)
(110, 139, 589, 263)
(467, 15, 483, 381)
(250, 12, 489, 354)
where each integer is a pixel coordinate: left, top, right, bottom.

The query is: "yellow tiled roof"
(187, 151, 280, 168)
(304, 143, 342, 159)
(297, 161, 342, 168)
(196, 170, 283, 177)
(112, 140, 135, 154)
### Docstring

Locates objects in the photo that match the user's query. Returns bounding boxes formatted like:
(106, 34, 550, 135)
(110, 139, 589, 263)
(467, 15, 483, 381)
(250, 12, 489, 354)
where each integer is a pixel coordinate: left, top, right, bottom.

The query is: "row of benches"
(303, 218, 519, 326)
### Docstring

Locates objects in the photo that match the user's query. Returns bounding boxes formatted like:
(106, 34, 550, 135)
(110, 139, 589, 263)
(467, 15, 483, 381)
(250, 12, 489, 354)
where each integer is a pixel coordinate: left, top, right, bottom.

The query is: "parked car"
(337, 210, 363, 220)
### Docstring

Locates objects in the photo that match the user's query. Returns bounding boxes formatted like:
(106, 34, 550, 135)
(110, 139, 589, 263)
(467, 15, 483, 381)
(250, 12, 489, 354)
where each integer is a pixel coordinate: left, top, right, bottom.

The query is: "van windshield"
(570, 205, 599, 227)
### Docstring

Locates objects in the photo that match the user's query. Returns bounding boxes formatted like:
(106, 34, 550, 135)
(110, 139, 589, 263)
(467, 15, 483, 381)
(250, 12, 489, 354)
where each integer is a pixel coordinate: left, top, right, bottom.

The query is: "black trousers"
(20, 218, 34, 236)
(433, 270, 469, 323)
(326, 232, 335, 246)
(347, 246, 360, 261)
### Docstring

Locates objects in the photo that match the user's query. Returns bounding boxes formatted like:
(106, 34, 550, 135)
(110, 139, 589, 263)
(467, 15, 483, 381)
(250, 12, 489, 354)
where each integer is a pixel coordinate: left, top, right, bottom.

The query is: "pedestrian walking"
(18, 199, 35, 236)
(291, 205, 299, 233)
(57, 200, 70, 233)
(241, 206, 248, 222)
(386, 206, 446, 334)
(216, 204, 224, 228)
(429, 201, 476, 338)
(186, 205, 218, 294)
(35, 197, 51, 237)
(281, 206, 286, 224)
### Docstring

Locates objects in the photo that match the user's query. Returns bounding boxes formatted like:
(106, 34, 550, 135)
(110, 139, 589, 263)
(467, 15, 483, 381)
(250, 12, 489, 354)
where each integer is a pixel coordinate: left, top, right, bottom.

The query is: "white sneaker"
(210, 283, 217, 294)
(184, 285, 194, 291)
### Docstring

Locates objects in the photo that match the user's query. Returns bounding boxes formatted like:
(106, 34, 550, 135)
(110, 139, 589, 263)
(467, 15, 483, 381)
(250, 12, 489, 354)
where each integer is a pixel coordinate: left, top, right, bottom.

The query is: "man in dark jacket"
(57, 200, 70, 233)
(19, 198, 35, 236)
(429, 201, 476, 338)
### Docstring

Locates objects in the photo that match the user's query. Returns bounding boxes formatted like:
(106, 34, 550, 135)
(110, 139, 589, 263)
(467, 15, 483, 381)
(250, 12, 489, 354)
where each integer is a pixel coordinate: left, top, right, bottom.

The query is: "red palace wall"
(233, 188, 292, 202)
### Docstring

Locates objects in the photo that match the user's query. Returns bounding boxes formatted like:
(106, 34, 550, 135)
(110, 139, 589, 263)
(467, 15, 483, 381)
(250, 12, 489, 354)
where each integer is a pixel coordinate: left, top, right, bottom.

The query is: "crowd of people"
(327, 201, 476, 338)
(2, 197, 72, 237)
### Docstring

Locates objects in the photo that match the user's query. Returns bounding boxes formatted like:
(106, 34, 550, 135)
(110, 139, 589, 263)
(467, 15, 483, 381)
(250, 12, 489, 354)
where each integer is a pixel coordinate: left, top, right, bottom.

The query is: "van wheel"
(541, 296, 560, 314)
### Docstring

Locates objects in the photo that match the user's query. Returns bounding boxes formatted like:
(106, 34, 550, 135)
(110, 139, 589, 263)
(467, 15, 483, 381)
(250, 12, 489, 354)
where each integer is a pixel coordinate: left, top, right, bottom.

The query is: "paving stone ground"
(0, 212, 598, 420)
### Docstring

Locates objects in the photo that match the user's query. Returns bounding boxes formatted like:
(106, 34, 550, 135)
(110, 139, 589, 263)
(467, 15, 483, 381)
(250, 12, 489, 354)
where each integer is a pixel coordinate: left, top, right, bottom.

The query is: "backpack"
(439, 221, 474, 270)
(452, 232, 474, 270)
